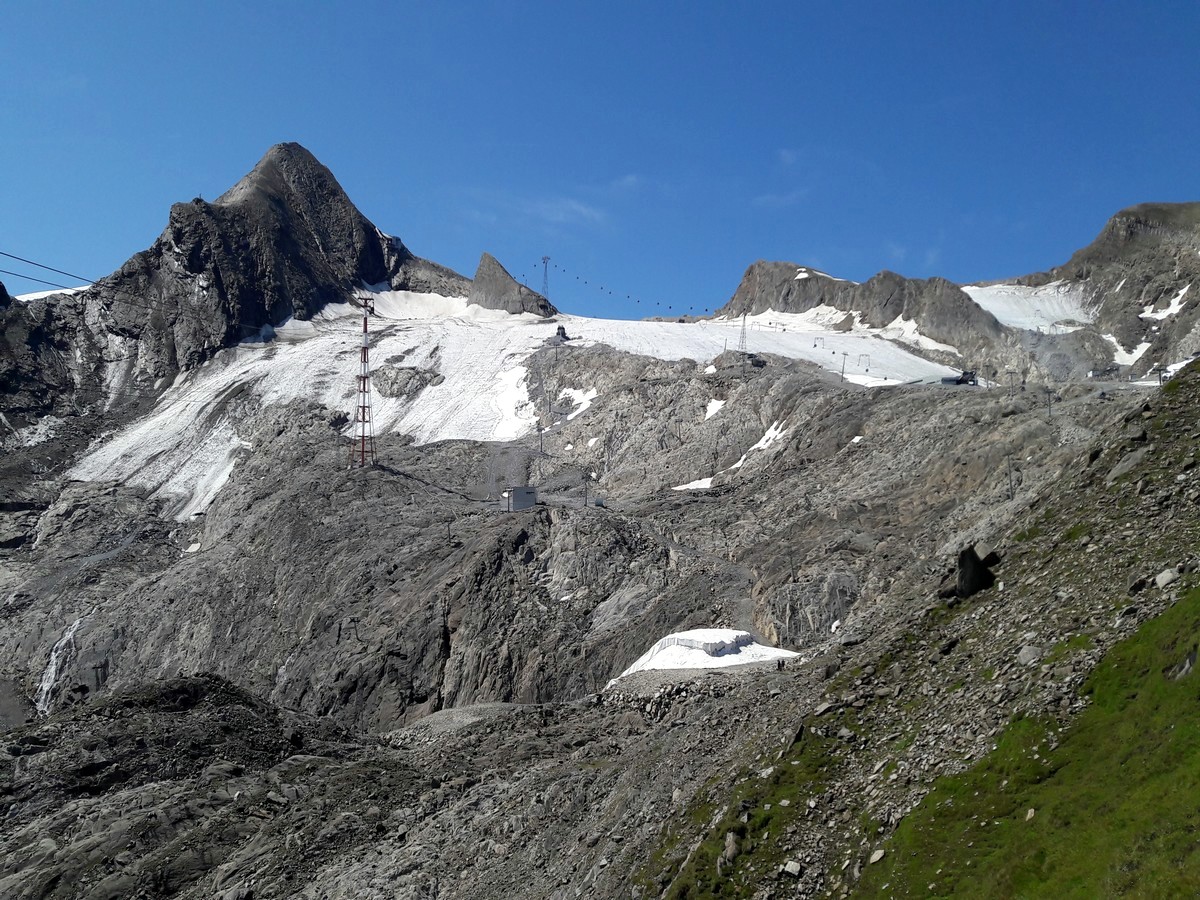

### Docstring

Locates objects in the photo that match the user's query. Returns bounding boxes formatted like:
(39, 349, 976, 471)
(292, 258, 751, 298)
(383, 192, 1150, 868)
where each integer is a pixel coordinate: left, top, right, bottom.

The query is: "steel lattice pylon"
(348, 298, 376, 468)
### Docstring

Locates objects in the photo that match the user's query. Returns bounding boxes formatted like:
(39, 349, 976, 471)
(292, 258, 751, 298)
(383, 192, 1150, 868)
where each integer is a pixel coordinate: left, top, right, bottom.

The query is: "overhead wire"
(536, 259, 713, 316)
(0, 248, 266, 339)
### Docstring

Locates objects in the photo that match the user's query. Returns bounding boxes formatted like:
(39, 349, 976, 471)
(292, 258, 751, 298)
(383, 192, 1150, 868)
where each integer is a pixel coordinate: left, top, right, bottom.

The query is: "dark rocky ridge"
(98, 142, 470, 376)
(718, 201, 1200, 381)
(717, 261, 1007, 368)
(0, 143, 540, 436)
(468, 252, 555, 317)
(1018, 201, 1200, 364)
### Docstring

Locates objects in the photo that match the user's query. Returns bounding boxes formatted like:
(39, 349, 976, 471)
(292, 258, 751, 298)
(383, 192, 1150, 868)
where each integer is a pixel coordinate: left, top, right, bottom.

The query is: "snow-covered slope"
(961, 282, 1095, 332)
(64, 289, 962, 520)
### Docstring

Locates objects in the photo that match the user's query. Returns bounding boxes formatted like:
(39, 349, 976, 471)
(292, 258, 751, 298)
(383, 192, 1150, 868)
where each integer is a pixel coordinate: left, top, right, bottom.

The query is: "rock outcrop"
(0, 143, 471, 427)
(717, 260, 1006, 367)
(468, 252, 555, 317)
(1019, 201, 1200, 367)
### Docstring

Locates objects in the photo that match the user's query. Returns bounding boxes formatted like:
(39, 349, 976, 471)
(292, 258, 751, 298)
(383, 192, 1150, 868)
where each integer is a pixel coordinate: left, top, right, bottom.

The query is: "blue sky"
(3, 1, 1197, 319)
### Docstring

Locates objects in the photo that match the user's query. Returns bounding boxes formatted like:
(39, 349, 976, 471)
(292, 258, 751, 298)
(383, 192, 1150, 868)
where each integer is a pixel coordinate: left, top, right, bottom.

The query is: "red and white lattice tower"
(348, 298, 377, 468)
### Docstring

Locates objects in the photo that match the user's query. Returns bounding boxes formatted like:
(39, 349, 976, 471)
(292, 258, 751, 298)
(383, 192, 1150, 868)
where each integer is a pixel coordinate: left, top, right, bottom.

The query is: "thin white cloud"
(885, 241, 908, 263)
(461, 188, 607, 231)
(752, 188, 808, 209)
(464, 208, 499, 226)
(522, 197, 605, 225)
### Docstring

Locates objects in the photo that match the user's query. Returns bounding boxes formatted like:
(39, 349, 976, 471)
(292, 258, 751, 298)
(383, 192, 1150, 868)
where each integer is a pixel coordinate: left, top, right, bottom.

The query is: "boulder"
(1155, 568, 1181, 589)
(956, 545, 996, 598)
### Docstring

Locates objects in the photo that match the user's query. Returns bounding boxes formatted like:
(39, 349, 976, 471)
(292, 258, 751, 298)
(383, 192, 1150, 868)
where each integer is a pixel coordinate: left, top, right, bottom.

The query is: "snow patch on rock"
(609, 628, 799, 685)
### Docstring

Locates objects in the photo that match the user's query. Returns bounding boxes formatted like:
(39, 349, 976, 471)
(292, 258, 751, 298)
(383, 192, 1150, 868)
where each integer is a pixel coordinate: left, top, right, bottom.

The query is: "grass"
(856, 584, 1200, 898)
(1062, 522, 1090, 542)
(1044, 632, 1096, 665)
(639, 723, 838, 898)
(1014, 524, 1043, 543)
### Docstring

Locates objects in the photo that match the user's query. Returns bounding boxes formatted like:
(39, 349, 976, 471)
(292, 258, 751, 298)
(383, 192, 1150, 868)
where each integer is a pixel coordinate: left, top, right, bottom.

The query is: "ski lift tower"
(348, 297, 377, 468)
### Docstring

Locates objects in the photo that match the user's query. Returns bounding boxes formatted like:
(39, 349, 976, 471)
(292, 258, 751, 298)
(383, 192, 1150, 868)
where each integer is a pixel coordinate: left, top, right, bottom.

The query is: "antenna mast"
(349, 298, 377, 468)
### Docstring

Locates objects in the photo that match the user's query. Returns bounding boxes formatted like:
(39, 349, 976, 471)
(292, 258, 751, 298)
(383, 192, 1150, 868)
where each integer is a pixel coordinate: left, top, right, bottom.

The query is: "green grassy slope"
(858, 584, 1200, 898)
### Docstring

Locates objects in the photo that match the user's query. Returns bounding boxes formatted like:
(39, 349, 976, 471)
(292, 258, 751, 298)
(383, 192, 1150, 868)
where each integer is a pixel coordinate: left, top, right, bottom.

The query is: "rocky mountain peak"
(0, 143, 475, 426)
(1040, 200, 1200, 281)
(214, 142, 334, 207)
(468, 252, 556, 317)
(717, 260, 1002, 369)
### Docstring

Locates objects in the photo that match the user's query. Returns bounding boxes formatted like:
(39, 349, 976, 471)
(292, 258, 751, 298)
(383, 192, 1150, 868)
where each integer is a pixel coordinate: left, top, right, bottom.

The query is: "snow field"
(1102, 334, 1152, 366)
(961, 282, 1095, 332)
(66, 292, 964, 517)
(609, 627, 799, 685)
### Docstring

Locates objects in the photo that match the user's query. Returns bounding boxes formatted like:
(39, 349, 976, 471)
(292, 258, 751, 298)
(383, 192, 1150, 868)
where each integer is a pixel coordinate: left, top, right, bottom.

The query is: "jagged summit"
(213, 142, 334, 207)
(716, 259, 1002, 366)
(469, 252, 556, 317)
(0, 143, 474, 424)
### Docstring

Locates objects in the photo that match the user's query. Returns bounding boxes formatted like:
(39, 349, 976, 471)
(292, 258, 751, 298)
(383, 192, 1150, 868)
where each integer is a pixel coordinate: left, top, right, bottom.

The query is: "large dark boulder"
(956, 545, 996, 598)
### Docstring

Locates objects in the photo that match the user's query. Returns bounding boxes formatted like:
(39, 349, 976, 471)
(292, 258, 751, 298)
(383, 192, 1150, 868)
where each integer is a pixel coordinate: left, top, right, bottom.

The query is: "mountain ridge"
(2, 144, 1199, 898)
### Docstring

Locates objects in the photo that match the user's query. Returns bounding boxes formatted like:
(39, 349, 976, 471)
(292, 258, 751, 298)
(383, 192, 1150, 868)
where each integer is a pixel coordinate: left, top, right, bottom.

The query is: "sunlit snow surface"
(66, 291, 962, 518)
(1140, 284, 1191, 321)
(1102, 334, 1152, 366)
(961, 282, 1095, 332)
(609, 628, 799, 686)
(14, 286, 90, 302)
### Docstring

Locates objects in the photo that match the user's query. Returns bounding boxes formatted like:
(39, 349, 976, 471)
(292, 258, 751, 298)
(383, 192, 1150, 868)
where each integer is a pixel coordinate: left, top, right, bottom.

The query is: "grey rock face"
(0, 143, 470, 429)
(1019, 201, 1200, 371)
(468, 253, 555, 317)
(717, 261, 1004, 367)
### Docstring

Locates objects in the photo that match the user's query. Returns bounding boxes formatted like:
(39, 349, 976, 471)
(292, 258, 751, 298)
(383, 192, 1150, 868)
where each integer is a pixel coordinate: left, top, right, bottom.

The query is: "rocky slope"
(717, 263, 1005, 365)
(1019, 201, 1200, 365)
(2, 145, 1197, 898)
(2, 366, 1195, 898)
(718, 202, 1200, 384)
